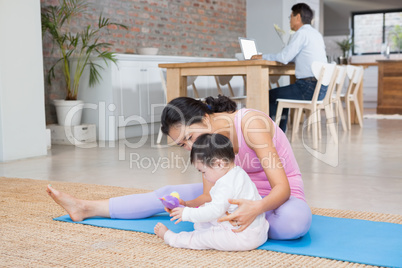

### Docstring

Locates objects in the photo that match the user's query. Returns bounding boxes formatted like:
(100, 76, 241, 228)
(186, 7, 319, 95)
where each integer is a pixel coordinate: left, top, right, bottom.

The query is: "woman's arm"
(219, 111, 290, 231)
(182, 176, 213, 208)
(243, 112, 291, 211)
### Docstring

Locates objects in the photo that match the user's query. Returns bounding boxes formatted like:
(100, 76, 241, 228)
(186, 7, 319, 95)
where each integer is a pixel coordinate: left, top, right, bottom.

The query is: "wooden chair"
(330, 65, 348, 132)
(340, 65, 364, 129)
(269, 75, 281, 89)
(315, 65, 347, 139)
(275, 62, 338, 149)
(214, 75, 247, 107)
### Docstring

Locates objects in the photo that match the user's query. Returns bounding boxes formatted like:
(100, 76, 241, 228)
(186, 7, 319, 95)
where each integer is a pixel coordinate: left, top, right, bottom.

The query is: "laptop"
(238, 37, 258, 60)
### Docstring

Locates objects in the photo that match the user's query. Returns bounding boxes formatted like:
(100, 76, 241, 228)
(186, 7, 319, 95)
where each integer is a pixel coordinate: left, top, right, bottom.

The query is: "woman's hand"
(170, 207, 185, 224)
(179, 198, 186, 206)
(218, 199, 263, 232)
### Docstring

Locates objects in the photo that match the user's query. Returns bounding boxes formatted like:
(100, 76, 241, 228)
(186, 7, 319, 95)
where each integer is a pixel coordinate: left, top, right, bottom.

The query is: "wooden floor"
(1, 108, 401, 215)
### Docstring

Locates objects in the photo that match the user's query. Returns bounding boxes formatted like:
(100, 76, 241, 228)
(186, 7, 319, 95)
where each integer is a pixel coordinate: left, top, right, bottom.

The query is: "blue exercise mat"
(54, 213, 402, 267)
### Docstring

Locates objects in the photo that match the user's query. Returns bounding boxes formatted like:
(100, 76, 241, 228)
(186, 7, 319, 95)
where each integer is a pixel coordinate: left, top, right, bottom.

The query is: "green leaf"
(41, 0, 128, 97)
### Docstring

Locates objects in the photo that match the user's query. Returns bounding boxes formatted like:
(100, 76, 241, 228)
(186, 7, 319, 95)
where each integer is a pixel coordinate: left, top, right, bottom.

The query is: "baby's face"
(193, 160, 228, 184)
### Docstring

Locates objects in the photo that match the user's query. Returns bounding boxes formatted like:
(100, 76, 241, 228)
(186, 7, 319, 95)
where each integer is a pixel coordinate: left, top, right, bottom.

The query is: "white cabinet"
(115, 61, 165, 127)
(76, 54, 242, 141)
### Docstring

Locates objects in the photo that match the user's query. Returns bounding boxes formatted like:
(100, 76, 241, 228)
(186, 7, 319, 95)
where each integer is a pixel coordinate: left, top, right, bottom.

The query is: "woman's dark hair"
(190, 133, 235, 167)
(160, 95, 237, 135)
(292, 3, 313, 25)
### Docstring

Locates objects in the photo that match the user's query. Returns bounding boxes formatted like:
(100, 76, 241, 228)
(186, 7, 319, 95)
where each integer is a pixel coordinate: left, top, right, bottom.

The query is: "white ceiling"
(323, 0, 402, 14)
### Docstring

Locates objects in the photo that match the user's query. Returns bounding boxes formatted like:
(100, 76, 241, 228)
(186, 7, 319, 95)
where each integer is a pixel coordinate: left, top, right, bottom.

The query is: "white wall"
(246, 0, 284, 54)
(247, 0, 322, 54)
(0, 0, 47, 162)
(247, 0, 323, 86)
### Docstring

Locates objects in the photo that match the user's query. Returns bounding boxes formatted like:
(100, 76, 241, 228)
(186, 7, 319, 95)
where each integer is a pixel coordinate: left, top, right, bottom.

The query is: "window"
(352, 9, 402, 55)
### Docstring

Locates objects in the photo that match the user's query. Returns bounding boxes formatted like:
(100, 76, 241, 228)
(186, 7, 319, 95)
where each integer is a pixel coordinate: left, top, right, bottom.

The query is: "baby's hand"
(170, 207, 184, 224)
(164, 198, 186, 213)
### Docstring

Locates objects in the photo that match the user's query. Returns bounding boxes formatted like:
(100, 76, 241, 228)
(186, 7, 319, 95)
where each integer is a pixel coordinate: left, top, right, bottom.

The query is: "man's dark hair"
(190, 133, 235, 167)
(292, 3, 314, 25)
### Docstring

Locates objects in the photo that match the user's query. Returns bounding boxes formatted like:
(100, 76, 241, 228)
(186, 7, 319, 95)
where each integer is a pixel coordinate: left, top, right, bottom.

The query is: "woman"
(47, 95, 311, 240)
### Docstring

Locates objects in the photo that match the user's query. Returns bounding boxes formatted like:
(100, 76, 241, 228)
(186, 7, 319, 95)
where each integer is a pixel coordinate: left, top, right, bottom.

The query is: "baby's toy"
(159, 191, 181, 210)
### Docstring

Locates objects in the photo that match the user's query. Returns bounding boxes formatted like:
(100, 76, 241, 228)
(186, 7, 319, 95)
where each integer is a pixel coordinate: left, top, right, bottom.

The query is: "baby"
(154, 133, 269, 251)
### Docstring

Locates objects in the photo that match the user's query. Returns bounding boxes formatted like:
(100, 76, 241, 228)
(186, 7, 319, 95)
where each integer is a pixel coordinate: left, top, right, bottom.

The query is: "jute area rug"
(1, 177, 401, 267)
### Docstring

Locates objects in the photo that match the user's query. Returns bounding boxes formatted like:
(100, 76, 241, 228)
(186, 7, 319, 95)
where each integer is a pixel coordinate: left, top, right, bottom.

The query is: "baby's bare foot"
(46, 184, 86, 222)
(154, 222, 169, 239)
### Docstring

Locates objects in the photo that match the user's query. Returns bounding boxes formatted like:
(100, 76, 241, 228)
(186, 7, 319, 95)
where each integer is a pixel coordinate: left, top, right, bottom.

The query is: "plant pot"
(54, 99, 84, 126)
(337, 56, 348, 65)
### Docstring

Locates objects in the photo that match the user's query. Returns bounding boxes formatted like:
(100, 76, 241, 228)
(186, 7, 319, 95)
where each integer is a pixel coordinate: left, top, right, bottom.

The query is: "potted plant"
(41, 0, 127, 126)
(389, 25, 402, 53)
(336, 37, 353, 65)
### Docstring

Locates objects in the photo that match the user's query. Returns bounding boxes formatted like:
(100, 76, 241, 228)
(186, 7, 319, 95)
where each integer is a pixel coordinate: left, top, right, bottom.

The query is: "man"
(252, 3, 327, 132)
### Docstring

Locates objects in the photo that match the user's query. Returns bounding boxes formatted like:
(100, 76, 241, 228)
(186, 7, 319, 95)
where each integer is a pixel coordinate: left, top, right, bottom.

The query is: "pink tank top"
(234, 108, 305, 201)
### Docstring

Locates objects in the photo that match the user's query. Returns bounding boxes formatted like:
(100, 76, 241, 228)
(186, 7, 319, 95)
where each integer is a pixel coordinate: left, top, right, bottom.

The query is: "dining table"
(158, 59, 296, 115)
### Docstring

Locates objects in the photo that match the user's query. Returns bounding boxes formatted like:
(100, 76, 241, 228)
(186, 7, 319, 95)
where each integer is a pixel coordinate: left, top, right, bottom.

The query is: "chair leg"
(346, 99, 352, 130)
(324, 104, 338, 144)
(338, 99, 347, 131)
(306, 110, 312, 132)
(294, 108, 303, 134)
(235, 99, 244, 109)
(353, 98, 364, 128)
(332, 101, 338, 127)
(291, 108, 303, 142)
(192, 83, 201, 99)
(275, 103, 284, 126)
(214, 76, 223, 95)
(317, 109, 322, 140)
(157, 128, 163, 144)
(227, 82, 235, 97)
(312, 109, 318, 149)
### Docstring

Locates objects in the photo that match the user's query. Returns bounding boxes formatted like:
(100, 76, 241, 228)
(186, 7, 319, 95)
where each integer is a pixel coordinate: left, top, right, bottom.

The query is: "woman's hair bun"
(161, 95, 237, 135)
(205, 95, 237, 113)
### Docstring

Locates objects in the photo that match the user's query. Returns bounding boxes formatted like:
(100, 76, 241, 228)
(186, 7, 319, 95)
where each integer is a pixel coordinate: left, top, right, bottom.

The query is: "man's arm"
(251, 54, 263, 60)
(251, 30, 304, 64)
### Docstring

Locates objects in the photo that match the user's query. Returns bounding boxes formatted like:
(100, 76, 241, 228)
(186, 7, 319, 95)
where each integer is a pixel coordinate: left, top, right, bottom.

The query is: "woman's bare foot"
(154, 222, 169, 239)
(46, 184, 88, 222)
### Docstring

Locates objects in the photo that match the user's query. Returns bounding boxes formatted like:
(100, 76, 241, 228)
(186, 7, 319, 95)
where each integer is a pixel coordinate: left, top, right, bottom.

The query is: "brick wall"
(41, 0, 246, 124)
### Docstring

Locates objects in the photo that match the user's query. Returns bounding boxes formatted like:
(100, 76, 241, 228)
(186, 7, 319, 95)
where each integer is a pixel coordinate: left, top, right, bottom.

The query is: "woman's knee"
(271, 215, 311, 240)
(266, 196, 312, 240)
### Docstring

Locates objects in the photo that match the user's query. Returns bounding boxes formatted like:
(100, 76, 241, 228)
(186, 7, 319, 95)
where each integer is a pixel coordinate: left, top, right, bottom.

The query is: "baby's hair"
(190, 133, 235, 167)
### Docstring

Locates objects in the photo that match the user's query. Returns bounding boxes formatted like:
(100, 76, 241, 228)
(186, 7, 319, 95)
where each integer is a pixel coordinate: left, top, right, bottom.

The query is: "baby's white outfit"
(163, 166, 269, 251)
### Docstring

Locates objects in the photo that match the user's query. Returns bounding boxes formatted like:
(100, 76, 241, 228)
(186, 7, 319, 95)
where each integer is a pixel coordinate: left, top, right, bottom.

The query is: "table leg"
(165, 68, 188, 146)
(246, 66, 269, 114)
(166, 68, 187, 103)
